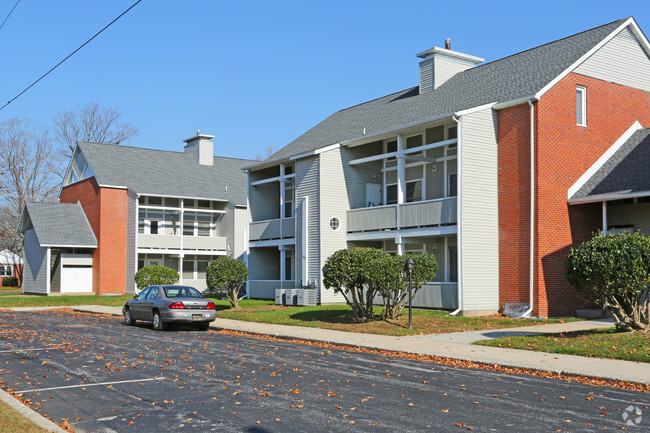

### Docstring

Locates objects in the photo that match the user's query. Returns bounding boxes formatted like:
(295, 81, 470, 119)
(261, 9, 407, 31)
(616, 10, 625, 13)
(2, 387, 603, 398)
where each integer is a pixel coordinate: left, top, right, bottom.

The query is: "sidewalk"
(60, 305, 650, 385)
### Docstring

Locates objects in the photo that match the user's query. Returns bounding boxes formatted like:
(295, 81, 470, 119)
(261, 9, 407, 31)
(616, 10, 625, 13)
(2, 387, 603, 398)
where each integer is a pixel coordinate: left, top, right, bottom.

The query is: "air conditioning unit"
(297, 289, 318, 306)
(285, 289, 299, 306)
(275, 289, 286, 305)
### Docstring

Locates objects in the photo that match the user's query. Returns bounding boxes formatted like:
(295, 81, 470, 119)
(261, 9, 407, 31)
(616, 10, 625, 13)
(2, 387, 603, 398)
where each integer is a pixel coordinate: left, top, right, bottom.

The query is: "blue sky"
(1, 0, 648, 160)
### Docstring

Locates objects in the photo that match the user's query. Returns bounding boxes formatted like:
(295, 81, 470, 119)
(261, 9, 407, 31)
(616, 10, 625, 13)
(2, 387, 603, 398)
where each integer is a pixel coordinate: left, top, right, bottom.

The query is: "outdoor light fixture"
(406, 258, 414, 329)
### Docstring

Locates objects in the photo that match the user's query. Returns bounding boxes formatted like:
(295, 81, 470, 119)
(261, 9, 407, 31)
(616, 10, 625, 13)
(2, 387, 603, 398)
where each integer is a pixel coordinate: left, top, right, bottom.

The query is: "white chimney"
(183, 130, 214, 166)
(416, 41, 484, 94)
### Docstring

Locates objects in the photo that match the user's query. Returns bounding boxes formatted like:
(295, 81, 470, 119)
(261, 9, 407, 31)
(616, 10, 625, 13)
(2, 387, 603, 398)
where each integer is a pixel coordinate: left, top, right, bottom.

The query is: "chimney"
(416, 40, 483, 94)
(183, 130, 214, 166)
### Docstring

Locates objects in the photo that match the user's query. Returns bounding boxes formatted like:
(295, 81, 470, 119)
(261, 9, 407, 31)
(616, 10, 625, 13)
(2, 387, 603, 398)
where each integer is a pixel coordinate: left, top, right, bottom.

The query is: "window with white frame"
(0, 265, 12, 277)
(576, 86, 587, 126)
(183, 213, 214, 237)
(284, 180, 294, 218)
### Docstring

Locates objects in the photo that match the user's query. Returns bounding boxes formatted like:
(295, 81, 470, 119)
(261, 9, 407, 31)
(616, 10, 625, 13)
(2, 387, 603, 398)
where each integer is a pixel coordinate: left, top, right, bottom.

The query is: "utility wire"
(0, 0, 142, 112)
(0, 0, 21, 32)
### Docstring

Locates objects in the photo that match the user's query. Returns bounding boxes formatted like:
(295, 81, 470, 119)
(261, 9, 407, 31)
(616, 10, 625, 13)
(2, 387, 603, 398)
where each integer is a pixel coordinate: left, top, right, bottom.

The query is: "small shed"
(17, 202, 97, 294)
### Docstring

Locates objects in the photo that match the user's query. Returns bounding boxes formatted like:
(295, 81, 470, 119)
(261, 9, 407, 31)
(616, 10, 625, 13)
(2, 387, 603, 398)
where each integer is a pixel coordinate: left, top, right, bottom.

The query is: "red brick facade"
(498, 73, 650, 316)
(60, 178, 128, 295)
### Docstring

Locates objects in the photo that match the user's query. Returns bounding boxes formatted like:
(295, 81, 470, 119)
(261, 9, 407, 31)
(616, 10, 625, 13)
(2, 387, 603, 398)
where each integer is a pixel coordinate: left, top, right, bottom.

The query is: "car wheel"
(123, 308, 135, 326)
(196, 322, 210, 331)
(152, 311, 165, 331)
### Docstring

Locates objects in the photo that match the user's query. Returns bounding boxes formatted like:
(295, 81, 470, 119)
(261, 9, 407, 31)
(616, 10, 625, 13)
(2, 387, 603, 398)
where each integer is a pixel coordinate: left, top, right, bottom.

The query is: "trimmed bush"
(206, 256, 248, 309)
(2, 276, 18, 287)
(566, 231, 650, 332)
(134, 265, 179, 291)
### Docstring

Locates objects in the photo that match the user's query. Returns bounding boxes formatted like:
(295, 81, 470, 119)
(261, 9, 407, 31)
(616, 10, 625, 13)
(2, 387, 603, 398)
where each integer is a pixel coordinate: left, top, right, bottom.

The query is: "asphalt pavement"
(1, 309, 648, 433)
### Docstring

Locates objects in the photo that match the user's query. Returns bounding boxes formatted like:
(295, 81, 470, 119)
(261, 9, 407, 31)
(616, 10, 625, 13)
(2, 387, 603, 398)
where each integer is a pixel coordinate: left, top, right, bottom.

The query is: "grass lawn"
(475, 328, 650, 363)
(211, 301, 578, 336)
(0, 398, 51, 433)
(0, 293, 133, 308)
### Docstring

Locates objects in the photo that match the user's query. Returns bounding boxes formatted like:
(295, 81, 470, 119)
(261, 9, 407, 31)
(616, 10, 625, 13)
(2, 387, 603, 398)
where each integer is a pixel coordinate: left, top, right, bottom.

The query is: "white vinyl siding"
(574, 27, 650, 92)
(233, 206, 248, 260)
(458, 108, 499, 313)
(295, 156, 319, 289)
(126, 190, 137, 293)
(319, 148, 348, 303)
(22, 229, 49, 294)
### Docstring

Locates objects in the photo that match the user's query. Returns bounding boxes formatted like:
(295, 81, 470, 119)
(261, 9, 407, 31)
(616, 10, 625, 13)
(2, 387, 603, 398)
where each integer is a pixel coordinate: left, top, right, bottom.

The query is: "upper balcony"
(347, 197, 456, 233)
(249, 217, 295, 242)
(138, 234, 227, 251)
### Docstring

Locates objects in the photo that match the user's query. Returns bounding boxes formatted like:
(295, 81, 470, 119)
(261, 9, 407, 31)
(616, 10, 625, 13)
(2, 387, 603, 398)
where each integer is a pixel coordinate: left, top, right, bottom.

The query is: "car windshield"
(163, 286, 203, 298)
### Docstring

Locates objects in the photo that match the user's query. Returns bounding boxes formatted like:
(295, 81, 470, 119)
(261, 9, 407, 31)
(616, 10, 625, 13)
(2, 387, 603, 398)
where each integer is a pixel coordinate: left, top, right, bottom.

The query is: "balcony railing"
(347, 197, 457, 232)
(138, 234, 227, 251)
(249, 217, 295, 241)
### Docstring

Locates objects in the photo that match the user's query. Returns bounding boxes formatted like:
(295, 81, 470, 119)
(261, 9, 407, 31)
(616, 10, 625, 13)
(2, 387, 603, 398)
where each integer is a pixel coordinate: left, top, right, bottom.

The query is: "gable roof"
(257, 18, 630, 165)
(570, 128, 650, 202)
(0, 249, 22, 265)
(17, 202, 98, 248)
(75, 142, 254, 206)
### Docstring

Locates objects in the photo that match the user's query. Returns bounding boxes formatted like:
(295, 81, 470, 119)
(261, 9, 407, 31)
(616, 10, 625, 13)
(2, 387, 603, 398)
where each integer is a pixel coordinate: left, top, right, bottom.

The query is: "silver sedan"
(122, 285, 217, 331)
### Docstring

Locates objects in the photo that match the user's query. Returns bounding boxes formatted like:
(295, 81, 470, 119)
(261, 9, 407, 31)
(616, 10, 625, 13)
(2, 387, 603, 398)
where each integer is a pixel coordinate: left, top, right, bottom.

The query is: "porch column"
(397, 134, 405, 205)
(444, 236, 449, 282)
(280, 248, 286, 289)
(396, 236, 405, 256)
(280, 164, 286, 219)
(602, 201, 608, 235)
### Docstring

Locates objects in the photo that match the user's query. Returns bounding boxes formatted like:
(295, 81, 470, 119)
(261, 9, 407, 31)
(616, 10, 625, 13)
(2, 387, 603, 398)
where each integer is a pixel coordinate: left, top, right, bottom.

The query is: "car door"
(129, 287, 150, 320)
(142, 286, 160, 321)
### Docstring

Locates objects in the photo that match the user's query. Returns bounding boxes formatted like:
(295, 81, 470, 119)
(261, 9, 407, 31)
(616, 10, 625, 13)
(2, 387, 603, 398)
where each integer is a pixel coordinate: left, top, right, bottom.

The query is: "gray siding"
(459, 108, 499, 313)
(233, 206, 248, 260)
(608, 202, 650, 234)
(220, 202, 236, 256)
(125, 190, 137, 293)
(249, 182, 279, 221)
(22, 229, 49, 294)
(295, 156, 319, 288)
(319, 148, 348, 303)
(574, 27, 650, 92)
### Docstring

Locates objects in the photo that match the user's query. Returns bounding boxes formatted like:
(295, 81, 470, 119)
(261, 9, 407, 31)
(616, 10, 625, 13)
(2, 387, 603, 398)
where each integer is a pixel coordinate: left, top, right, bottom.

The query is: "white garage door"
(61, 266, 93, 293)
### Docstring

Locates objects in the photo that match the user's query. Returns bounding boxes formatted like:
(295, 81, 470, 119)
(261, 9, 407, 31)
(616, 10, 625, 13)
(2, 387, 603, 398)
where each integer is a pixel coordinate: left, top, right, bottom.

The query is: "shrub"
(2, 276, 18, 287)
(566, 231, 650, 332)
(206, 256, 248, 309)
(323, 248, 391, 321)
(378, 253, 438, 320)
(134, 265, 179, 291)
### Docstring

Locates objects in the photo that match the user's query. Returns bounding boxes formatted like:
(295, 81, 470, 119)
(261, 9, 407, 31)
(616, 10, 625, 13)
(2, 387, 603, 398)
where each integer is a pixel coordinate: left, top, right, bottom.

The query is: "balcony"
(347, 197, 457, 232)
(249, 217, 295, 242)
(138, 234, 227, 251)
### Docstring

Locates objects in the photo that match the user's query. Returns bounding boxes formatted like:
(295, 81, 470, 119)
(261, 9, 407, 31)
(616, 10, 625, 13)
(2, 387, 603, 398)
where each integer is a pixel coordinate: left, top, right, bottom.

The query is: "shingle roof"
(259, 18, 628, 165)
(18, 202, 97, 247)
(77, 142, 254, 206)
(571, 128, 650, 201)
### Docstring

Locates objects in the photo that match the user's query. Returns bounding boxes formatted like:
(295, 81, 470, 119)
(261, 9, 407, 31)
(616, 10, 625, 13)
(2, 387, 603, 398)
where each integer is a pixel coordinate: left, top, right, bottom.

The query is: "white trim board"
(567, 121, 644, 200)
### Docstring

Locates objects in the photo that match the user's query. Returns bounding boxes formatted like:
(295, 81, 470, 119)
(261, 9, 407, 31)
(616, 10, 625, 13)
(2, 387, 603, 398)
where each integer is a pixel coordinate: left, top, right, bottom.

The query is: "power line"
(0, 0, 142, 113)
(0, 0, 21, 32)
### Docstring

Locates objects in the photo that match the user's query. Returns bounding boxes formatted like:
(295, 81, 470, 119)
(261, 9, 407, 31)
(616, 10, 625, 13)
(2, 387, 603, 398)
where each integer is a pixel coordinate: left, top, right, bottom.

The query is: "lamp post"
(406, 258, 414, 329)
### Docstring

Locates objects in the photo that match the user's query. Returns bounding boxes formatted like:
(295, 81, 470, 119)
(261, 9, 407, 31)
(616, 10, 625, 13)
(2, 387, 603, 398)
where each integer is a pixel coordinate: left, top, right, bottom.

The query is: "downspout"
(521, 100, 535, 318)
(450, 115, 462, 315)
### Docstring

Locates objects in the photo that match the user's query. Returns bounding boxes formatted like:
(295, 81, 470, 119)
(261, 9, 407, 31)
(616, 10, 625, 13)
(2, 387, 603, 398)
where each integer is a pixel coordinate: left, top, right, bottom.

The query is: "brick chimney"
(183, 130, 214, 166)
(416, 40, 484, 94)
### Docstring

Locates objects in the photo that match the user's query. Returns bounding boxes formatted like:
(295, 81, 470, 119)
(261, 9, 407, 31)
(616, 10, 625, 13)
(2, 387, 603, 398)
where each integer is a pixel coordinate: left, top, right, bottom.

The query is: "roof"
(17, 202, 98, 248)
(76, 142, 254, 206)
(255, 18, 629, 166)
(0, 249, 22, 265)
(570, 128, 650, 202)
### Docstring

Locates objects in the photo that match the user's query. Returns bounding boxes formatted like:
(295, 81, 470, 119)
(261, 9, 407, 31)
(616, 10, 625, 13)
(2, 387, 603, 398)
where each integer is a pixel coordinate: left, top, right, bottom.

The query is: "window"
(198, 200, 211, 209)
(405, 181, 422, 202)
(329, 217, 341, 232)
(448, 173, 458, 197)
(386, 185, 398, 205)
(182, 260, 194, 279)
(448, 246, 458, 282)
(576, 86, 586, 126)
(284, 181, 294, 218)
(150, 220, 159, 235)
(148, 196, 162, 206)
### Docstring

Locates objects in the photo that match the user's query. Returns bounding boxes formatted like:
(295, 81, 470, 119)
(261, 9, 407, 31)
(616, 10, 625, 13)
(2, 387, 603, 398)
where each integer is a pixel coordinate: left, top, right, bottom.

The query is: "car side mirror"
(133, 295, 138, 300)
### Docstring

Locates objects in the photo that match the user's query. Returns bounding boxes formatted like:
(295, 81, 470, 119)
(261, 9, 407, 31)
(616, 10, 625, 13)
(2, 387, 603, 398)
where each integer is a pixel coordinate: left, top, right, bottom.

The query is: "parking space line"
(0, 347, 54, 353)
(16, 376, 166, 394)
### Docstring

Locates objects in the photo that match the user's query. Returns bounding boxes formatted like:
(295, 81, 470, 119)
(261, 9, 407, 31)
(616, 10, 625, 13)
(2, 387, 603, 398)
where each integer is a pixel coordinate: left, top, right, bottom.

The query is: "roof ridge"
(79, 141, 256, 162)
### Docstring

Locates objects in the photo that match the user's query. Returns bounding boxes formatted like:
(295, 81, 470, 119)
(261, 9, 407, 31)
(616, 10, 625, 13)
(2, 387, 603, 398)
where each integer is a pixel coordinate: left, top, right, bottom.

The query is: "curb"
(0, 387, 67, 433)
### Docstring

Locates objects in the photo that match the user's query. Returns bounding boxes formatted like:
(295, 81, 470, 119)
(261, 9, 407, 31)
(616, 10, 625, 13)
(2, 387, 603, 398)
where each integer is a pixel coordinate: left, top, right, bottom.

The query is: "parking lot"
(0, 309, 647, 432)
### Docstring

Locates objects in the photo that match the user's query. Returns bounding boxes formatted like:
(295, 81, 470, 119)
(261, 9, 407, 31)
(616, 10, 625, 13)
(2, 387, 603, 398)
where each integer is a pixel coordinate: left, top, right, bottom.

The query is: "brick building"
(18, 133, 253, 295)
(245, 17, 650, 316)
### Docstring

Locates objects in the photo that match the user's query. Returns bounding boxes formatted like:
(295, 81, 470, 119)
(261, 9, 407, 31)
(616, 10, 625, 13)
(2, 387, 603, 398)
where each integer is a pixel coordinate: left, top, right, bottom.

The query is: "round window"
(329, 217, 341, 232)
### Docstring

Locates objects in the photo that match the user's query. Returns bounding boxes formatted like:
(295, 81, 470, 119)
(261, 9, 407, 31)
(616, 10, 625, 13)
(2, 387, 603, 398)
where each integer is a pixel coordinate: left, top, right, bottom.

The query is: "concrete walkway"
(8, 305, 649, 385)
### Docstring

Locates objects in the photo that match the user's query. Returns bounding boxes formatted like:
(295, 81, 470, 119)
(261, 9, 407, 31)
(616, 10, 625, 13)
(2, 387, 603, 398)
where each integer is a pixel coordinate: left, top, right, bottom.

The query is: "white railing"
(138, 234, 227, 251)
(347, 197, 457, 232)
(249, 217, 295, 241)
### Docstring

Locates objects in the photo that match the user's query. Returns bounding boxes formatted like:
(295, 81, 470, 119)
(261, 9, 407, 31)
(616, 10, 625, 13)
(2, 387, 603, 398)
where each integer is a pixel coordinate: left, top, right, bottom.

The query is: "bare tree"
(54, 101, 138, 157)
(0, 118, 63, 256)
(254, 146, 274, 161)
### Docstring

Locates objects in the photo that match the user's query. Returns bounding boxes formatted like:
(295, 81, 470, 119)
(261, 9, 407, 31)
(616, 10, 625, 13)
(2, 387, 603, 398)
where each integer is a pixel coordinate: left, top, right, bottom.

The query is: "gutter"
(521, 100, 536, 318)
(449, 114, 463, 316)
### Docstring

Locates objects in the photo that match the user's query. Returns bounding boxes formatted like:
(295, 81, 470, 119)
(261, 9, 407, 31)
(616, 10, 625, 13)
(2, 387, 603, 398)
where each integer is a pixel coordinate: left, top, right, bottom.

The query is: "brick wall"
(498, 73, 650, 316)
(60, 178, 128, 295)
